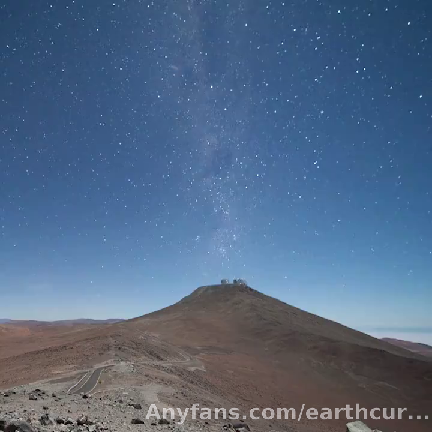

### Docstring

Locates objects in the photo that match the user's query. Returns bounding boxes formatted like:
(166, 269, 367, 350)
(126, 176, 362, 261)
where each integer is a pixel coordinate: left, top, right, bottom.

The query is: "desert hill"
(1, 284, 431, 432)
(0, 320, 123, 360)
(0, 318, 123, 327)
(124, 284, 432, 431)
(132, 284, 416, 356)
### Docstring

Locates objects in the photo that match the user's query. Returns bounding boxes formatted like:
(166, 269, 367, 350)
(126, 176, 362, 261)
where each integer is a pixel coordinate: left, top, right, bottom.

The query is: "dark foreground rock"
(4, 421, 35, 432)
(158, 418, 170, 425)
(39, 413, 53, 426)
(232, 423, 250, 431)
(77, 415, 94, 426)
(131, 418, 145, 425)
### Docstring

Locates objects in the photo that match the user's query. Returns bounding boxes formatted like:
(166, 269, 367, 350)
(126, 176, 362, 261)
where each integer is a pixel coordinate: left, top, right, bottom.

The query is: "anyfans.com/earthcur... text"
(146, 404, 428, 424)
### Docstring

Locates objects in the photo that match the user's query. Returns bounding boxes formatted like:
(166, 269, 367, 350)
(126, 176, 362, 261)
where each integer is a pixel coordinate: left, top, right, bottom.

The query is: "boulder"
(128, 403, 143, 410)
(39, 413, 53, 426)
(5, 421, 35, 432)
(28, 394, 37, 401)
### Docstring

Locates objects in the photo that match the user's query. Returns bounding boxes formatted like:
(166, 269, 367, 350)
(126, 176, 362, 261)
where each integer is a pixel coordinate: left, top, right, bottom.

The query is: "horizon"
(1, 1, 431, 339)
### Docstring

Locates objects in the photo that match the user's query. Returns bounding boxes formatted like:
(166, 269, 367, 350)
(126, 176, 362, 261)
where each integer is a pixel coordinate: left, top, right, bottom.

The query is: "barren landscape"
(1, 285, 431, 432)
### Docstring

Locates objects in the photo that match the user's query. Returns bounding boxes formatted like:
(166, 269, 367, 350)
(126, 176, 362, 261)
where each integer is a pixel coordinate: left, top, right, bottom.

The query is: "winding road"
(67, 336, 202, 395)
(68, 367, 104, 395)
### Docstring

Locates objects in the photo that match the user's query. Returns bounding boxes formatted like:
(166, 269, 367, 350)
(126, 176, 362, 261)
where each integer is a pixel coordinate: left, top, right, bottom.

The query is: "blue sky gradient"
(0, 0, 431, 342)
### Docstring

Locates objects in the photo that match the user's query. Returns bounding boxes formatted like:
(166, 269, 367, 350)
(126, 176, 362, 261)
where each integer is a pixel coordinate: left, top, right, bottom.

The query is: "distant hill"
(0, 318, 123, 326)
(46, 318, 124, 325)
(383, 337, 432, 358)
(0, 324, 31, 337)
(0, 318, 124, 362)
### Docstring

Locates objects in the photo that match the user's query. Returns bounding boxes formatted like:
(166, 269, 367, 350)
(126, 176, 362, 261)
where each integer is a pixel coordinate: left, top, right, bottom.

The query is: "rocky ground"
(0, 359, 258, 432)
(0, 386, 381, 432)
(0, 383, 237, 432)
(0, 369, 387, 432)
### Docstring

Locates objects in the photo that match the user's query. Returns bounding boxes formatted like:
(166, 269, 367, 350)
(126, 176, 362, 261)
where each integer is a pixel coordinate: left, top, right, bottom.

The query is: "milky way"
(0, 0, 431, 318)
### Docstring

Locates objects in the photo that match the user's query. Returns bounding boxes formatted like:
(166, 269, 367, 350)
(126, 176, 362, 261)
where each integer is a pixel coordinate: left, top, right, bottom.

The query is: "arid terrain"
(1, 284, 431, 432)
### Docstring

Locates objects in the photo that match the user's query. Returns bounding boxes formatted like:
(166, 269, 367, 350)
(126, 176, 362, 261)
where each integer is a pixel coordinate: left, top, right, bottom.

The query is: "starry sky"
(0, 0, 431, 339)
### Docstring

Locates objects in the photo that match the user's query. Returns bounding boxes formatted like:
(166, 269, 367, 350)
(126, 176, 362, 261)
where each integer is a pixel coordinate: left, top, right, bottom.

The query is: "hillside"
(125, 284, 432, 431)
(134, 284, 416, 356)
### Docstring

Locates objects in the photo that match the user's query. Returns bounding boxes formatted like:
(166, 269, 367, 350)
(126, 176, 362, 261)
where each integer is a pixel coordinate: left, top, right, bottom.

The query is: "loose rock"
(232, 423, 250, 431)
(77, 416, 94, 426)
(131, 419, 145, 425)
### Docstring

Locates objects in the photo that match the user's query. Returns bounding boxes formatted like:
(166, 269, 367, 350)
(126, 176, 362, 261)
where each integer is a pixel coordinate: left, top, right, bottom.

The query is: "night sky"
(1, 1, 431, 336)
